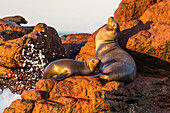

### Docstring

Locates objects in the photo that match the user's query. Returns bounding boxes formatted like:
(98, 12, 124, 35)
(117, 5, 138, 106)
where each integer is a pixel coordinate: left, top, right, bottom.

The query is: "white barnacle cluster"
(18, 39, 48, 89)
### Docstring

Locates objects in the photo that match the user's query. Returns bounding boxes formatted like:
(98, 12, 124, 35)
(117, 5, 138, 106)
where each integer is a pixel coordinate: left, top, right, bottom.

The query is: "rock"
(126, 0, 170, 63)
(3, 0, 170, 112)
(0, 23, 66, 94)
(49, 76, 103, 99)
(139, 0, 170, 25)
(61, 33, 91, 59)
(36, 79, 56, 92)
(21, 89, 49, 100)
(4, 76, 120, 113)
(114, 0, 164, 25)
(4, 74, 169, 112)
(3, 99, 34, 113)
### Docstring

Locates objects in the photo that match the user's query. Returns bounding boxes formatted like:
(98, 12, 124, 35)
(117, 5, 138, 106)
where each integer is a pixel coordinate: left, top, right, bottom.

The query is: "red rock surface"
(4, 74, 169, 112)
(114, 0, 164, 25)
(61, 33, 91, 59)
(2, 0, 170, 112)
(0, 23, 66, 93)
(126, 0, 170, 62)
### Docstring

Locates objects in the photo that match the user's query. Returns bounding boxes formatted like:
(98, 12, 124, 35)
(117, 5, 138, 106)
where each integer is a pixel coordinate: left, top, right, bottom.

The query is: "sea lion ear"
(91, 60, 95, 63)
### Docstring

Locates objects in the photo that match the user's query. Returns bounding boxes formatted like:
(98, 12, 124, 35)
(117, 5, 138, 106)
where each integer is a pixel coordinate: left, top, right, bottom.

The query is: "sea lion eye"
(92, 60, 95, 63)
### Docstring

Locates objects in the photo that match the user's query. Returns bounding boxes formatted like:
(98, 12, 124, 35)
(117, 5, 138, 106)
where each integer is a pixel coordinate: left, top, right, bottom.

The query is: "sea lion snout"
(106, 16, 120, 33)
(87, 57, 100, 71)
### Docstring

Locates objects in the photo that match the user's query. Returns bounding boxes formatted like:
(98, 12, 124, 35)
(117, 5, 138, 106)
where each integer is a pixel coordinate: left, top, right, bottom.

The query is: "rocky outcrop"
(114, 0, 165, 25)
(3, 0, 170, 112)
(76, 0, 170, 64)
(0, 23, 66, 93)
(4, 74, 169, 113)
(61, 33, 91, 59)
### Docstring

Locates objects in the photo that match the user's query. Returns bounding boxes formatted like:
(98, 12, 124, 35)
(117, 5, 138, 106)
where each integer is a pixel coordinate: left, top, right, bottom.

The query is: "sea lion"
(93, 17, 136, 83)
(0, 19, 19, 26)
(2, 15, 28, 25)
(43, 57, 100, 80)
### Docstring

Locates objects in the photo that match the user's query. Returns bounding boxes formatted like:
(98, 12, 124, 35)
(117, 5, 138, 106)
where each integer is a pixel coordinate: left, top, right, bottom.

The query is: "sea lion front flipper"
(91, 73, 110, 80)
(53, 73, 72, 81)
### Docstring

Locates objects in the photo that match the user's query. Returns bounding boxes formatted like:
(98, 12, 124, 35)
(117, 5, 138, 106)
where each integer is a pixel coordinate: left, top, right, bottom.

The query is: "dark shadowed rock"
(61, 33, 91, 59)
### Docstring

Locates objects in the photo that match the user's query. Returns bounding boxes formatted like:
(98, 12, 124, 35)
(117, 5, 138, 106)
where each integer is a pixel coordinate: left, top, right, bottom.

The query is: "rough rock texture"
(0, 23, 66, 93)
(4, 74, 169, 113)
(61, 33, 91, 59)
(114, 0, 165, 25)
(3, 0, 170, 112)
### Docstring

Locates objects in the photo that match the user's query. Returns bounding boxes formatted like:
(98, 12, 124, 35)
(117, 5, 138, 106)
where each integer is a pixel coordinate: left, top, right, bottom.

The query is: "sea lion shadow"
(128, 50, 170, 77)
(117, 20, 170, 77)
(118, 20, 153, 50)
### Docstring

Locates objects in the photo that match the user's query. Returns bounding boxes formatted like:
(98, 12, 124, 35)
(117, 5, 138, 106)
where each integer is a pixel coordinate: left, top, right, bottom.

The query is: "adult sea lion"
(43, 57, 100, 80)
(2, 15, 28, 25)
(94, 17, 136, 83)
(0, 19, 19, 26)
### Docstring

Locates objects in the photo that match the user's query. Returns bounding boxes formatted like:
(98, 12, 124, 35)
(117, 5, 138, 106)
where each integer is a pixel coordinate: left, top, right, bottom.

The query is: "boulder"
(4, 74, 169, 112)
(0, 23, 66, 93)
(114, 0, 164, 25)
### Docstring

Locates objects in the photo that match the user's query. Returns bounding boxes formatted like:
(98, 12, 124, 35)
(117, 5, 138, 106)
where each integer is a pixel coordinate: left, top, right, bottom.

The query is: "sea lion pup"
(43, 57, 100, 80)
(93, 17, 137, 83)
(0, 19, 19, 26)
(2, 15, 28, 25)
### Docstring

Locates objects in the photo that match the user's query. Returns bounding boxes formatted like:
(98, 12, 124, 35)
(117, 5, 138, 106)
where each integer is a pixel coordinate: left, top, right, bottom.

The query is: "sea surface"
(0, 89, 21, 112)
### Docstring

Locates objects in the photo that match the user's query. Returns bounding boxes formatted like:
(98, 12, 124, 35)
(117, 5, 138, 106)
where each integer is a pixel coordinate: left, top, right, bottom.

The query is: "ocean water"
(0, 88, 21, 113)
(58, 32, 72, 37)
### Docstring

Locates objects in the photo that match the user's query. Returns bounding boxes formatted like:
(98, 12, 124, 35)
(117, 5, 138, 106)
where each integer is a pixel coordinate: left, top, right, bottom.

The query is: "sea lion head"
(106, 16, 120, 33)
(14, 16, 28, 24)
(86, 57, 100, 72)
(100, 17, 120, 41)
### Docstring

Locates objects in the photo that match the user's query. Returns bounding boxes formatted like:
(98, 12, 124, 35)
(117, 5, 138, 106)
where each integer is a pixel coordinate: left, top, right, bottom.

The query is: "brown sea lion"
(0, 19, 19, 26)
(2, 15, 28, 25)
(43, 57, 100, 80)
(93, 17, 137, 83)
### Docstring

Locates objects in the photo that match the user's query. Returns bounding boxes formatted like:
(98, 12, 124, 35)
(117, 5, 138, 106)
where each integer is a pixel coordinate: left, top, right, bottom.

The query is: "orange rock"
(3, 99, 34, 113)
(21, 89, 48, 100)
(36, 79, 56, 92)
(32, 100, 63, 113)
(114, 0, 164, 25)
(139, 0, 170, 24)
(50, 76, 103, 99)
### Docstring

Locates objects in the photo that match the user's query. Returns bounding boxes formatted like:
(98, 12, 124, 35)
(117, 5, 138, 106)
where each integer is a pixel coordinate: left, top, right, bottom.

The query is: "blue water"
(58, 32, 72, 37)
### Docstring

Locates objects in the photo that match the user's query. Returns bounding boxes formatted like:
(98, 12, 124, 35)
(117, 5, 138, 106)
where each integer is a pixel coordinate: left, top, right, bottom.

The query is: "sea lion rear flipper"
(53, 73, 71, 81)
